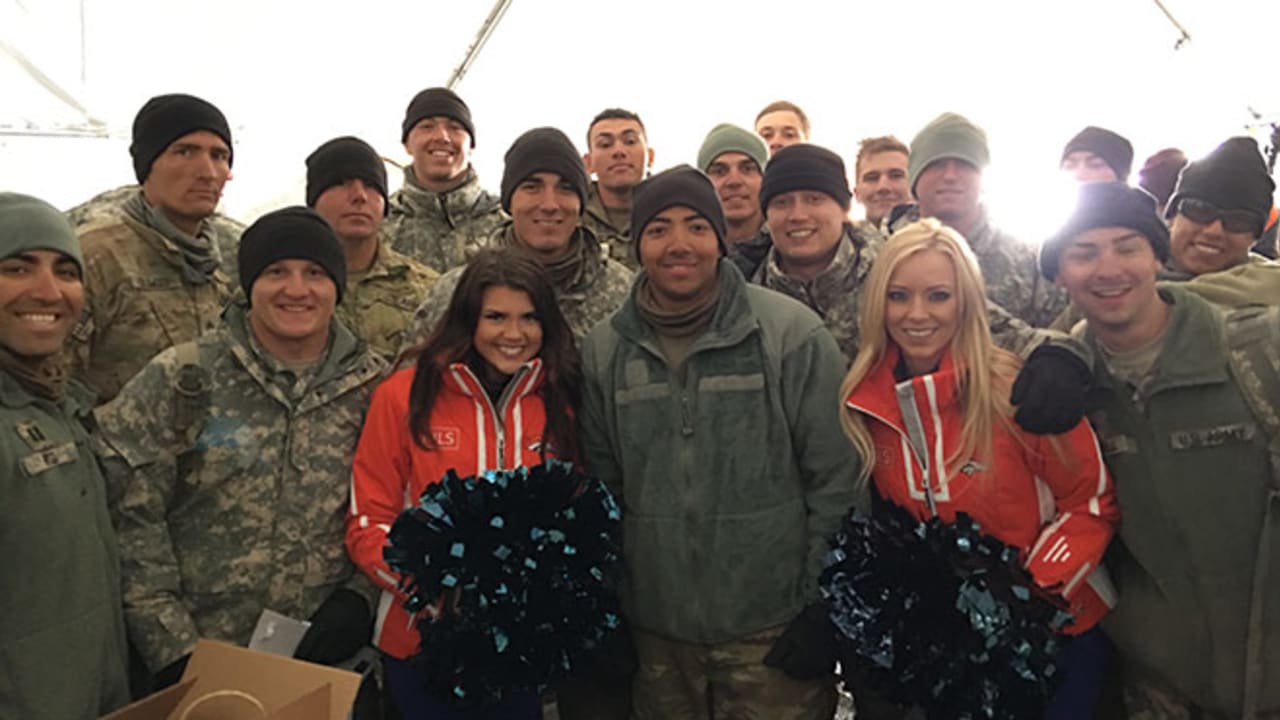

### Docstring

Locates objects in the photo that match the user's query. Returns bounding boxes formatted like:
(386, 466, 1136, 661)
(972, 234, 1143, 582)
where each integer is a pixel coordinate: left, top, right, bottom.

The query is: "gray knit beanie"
(0, 193, 83, 271)
(908, 112, 990, 195)
(697, 124, 768, 175)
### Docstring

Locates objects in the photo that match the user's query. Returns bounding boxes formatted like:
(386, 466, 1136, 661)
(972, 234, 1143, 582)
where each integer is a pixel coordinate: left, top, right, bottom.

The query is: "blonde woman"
(839, 218, 1119, 718)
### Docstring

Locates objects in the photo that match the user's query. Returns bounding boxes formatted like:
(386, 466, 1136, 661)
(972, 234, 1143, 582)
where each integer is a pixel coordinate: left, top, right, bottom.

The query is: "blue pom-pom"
(820, 501, 1070, 719)
(384, 460, 622, 708)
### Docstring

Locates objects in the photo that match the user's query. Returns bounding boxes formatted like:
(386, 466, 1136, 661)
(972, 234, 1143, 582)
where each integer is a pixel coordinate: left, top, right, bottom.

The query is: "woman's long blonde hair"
(839, 218, 1021, 483)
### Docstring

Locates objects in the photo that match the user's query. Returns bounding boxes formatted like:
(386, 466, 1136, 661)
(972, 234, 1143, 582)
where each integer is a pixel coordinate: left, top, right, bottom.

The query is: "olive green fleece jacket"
(1081, 286, 1280, 715)
(580, 261, 865, 643)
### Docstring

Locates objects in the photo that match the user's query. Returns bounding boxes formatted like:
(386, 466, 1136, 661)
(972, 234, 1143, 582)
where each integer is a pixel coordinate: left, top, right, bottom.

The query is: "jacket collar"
(584, 181, 629, 235)
(443, 358, 544, 410)
(758, 224, 876, 311)
(845, 344, 961, 431)
(1085, 284, 1230, 395)
(493, 224, 607, 298)
(222, 301, 379, 410)
(390, 165, 486, 219)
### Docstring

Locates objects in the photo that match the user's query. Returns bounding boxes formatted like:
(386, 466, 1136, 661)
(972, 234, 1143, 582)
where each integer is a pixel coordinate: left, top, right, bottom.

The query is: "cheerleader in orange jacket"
(346, 250, 581, 720)
(838, 219, 1119, 718)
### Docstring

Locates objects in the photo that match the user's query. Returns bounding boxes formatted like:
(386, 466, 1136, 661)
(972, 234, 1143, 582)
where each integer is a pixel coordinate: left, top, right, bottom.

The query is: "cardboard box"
(102, 639, 361, 720)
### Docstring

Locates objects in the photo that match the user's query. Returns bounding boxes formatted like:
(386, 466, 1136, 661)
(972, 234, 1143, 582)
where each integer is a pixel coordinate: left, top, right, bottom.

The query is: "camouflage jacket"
(753, 224, 878, 363)
(726, 225, 773, 281)
(93, 304, 386, 672)
(889, 204, 1067, 327)
(65, 185, 245, 284)
(1, 375, 129, 718)
(582, 181, 637, 271)
(756, 223, 1054, 364)
(384, 166, 507, 273)
(335, 243, 439, 363)
(400, 224, 634, 354)
(71, 215, 232, 403)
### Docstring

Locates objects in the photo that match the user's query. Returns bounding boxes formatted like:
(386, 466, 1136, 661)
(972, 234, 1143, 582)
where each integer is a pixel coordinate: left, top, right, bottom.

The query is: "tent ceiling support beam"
(447, 0, 513, 90)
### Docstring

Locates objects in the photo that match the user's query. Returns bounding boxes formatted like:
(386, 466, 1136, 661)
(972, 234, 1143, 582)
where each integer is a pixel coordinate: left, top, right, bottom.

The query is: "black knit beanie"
(1040, 182, 1169, 280)
(401, 87, 475, 146)
(130, 94, 233, 182)
(759, 144, 852, 211)
(238, 207, 347, 303)
(631, 164, 727, 261)
(500, 128, 588, 214)
(1061, 126, 1134, 182)
(1166, 137, 1276, 235)
(305, 136, 388, 214)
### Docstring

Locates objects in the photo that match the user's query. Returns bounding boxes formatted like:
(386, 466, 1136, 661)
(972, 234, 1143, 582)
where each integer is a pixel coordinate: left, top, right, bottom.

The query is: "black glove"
(294, 588, 372, 665)
(1010, 344, 1092, 435)
(578, 623, 639, 681)
(153, 652, 190, 690)
(762, 603, 838, 681)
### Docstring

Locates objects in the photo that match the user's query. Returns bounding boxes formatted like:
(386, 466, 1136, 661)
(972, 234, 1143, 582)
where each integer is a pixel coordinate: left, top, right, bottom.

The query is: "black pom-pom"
(384, 460, 622, 707)
(820, 502, 1072, 719)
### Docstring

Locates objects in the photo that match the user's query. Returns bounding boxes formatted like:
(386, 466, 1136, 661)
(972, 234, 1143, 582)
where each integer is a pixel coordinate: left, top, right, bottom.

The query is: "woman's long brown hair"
(404, 248, 582, 461)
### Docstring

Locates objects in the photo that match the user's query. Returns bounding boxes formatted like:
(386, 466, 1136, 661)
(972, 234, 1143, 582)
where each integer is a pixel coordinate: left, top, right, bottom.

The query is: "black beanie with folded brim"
(401, 87, 475, 146)
(305, 136, 389, 214)
(759, 143, 852, 211)
(500, 127, 588, 214)
(630, 165, 727, 261)
(130, 94, 233, 182)
(239, 207, 347, 303)
(1165, 137, 1275, 235)
(1040, 182, 1169, 280)
(1062, 126, 1134, 182)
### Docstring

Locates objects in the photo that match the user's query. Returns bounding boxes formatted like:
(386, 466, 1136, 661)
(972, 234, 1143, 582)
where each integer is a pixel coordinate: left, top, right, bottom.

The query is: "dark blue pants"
(1044, 626, 1110, 719)
(382, 655, 541, 720)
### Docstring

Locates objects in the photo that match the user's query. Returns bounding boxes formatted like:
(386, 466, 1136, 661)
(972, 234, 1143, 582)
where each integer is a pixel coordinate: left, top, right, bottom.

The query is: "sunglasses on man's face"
(1177, 197, 1262, 235)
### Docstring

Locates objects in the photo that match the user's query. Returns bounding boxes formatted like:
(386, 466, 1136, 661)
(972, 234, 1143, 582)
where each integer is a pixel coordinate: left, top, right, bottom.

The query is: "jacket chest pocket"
(112, 280, 202, 352)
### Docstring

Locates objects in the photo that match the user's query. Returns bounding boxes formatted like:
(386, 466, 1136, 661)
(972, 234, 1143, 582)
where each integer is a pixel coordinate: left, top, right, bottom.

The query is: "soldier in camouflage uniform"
(1043, 182, 1280, 719)
(402, 128, 633, 353)
(852, 135, 910, 241)
(888, 112, 1067, 328)
(696, 123, 774, 282)
(582, 108, 655, 270)
(305, 136, 438, 362)
(384, 87, 506, 273)
(65, 184, 245, 283)
(94, 207, 385, 684)
(68, 94, 236, 403)
(0, 194, 128, 719)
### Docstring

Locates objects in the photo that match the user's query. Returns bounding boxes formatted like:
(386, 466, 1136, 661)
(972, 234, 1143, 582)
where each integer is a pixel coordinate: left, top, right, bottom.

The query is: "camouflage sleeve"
(92, 352, 198, 671)
(988, 299, 1094, 369)
(66, 252, 105, 399)
(1030, 275, 1071, 329)
(396, 269, 461, 359)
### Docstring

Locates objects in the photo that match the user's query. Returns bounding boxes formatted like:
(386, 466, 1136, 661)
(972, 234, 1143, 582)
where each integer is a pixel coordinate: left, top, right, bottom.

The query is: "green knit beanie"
(907, 112, 990, 196)
(0, 193, 83, 271)
(697, 123, 768, 174)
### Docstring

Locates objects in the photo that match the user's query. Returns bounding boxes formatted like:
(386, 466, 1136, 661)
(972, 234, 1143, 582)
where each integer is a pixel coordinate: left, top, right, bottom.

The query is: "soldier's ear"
(646, 147, 655, 172)
(582, 151, 594, 176)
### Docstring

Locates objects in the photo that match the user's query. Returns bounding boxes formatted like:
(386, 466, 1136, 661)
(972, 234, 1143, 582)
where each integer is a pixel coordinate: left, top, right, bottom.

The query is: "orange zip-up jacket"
(845, 346, 1120, 633)
(346, 359, 553, 659)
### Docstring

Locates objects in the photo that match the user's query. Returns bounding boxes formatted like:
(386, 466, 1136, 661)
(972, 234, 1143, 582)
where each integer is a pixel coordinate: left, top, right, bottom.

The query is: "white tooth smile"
(496, 347, 525, 357)
(1093, 288, 1128, 297)
(788, 229, 815, 238)
(903, 328, 934, 337)
(1192, 243, 1222, 254)
(19, 313, 57, 324)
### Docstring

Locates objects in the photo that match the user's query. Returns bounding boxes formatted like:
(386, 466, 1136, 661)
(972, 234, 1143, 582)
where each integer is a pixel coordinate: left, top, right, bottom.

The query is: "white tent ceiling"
(3, 0, 1278, 241)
